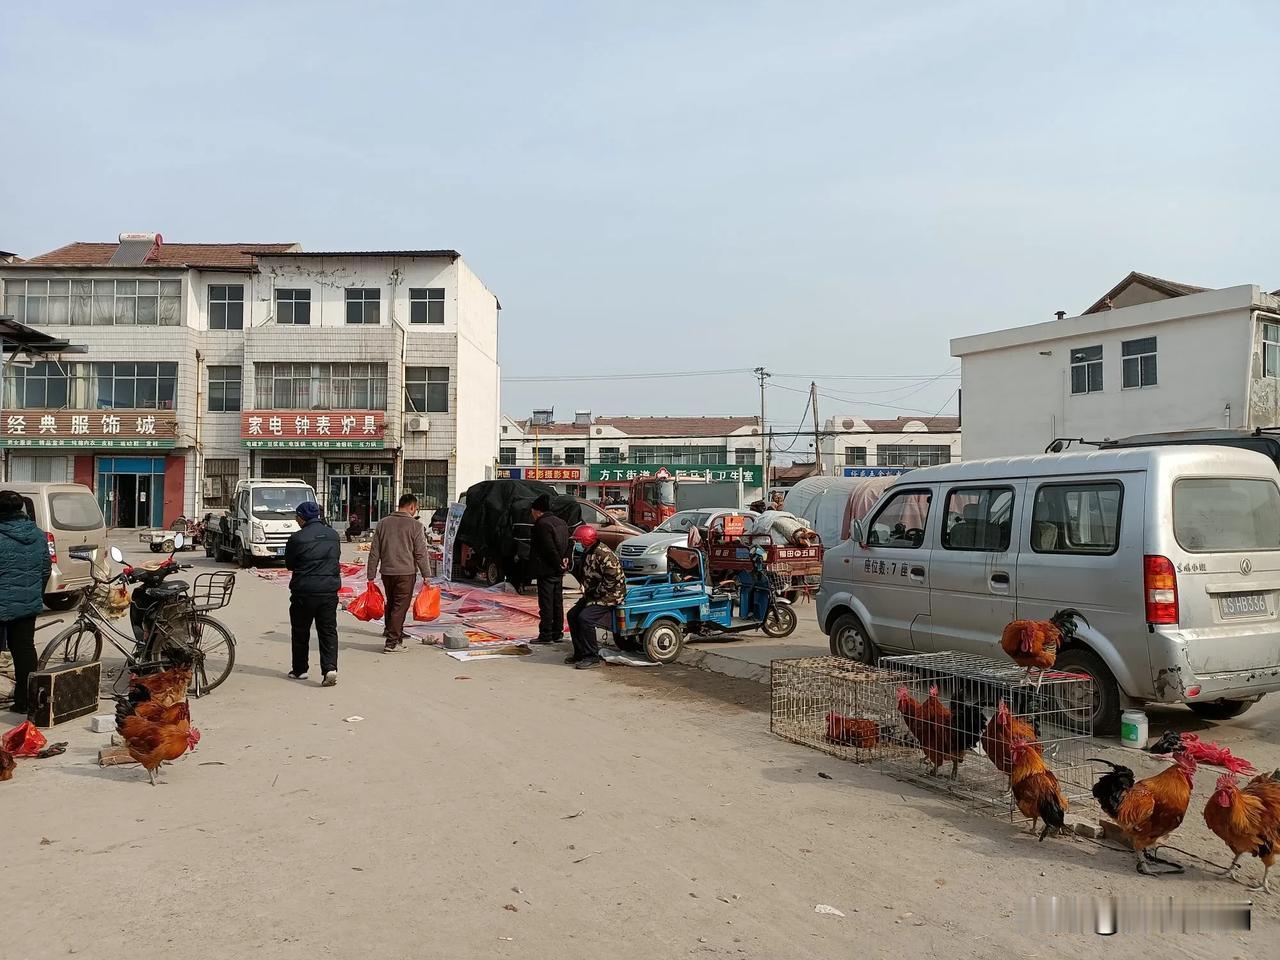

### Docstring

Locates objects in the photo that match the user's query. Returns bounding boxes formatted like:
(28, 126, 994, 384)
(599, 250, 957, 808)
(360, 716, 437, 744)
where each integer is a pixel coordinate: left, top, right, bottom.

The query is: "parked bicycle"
(36, 534, 238, 697)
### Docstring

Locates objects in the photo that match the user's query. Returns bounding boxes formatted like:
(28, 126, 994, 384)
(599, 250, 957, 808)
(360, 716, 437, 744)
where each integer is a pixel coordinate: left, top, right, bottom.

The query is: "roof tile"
(13, 241, 300, 270)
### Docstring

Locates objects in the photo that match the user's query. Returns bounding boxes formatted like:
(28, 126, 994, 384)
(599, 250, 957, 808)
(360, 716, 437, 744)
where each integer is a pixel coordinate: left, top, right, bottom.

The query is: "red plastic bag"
(413, 584, 441, 622)
(348, 582, 386, 621)
(2, 721, 48, 758)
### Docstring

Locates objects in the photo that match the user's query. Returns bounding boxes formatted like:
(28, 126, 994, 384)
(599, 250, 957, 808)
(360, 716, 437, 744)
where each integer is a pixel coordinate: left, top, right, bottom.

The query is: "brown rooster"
(1010, 738, 1068, 841)
(825, 712, 882, 749)
(1000, 608, 1087, 686)
(1203, 770, 1280, 892)
(118, 701, 200, 786)
(896, 685, 984, 779)
(127, 663, 193, 708)
(0, 747, 14, 782)
(981, 699, 1041, 775)
(1091, 738, 1197, 875)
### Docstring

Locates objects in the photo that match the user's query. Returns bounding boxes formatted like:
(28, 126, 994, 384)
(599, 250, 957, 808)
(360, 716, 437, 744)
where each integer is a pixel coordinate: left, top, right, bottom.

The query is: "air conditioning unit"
(405, 416, 430, 433)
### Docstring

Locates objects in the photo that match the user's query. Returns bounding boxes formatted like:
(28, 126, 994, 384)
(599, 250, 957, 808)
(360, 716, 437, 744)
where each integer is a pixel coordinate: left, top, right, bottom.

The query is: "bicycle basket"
(91, 582, 131, 619)
(191, 571, 236, 612)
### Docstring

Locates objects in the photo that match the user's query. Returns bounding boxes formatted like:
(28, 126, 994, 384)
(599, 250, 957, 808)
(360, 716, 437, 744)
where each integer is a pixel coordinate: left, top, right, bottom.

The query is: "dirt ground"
(3, 541, 1274, 959)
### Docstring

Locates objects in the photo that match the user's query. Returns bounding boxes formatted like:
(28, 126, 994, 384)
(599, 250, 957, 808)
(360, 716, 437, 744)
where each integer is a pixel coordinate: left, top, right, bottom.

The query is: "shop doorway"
(327, 463, 393, 530)
(97, 457, 165, 528)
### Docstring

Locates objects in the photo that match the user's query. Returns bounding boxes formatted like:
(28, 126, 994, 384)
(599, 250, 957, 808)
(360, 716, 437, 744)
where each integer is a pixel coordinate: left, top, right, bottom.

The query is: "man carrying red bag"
(366, 493, 432, 653)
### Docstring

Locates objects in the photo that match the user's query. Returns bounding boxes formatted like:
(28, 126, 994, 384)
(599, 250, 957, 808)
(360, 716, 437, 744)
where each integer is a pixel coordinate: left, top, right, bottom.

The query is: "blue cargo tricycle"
(612, 544, 798, 663)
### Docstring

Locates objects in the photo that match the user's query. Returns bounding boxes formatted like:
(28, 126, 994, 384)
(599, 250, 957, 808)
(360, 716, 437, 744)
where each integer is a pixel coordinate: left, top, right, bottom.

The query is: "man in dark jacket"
(529, 494, 570, 644)
(285, 500, 342, 686)
(367, 492, 432, 652)
(0, 490, 52, 714)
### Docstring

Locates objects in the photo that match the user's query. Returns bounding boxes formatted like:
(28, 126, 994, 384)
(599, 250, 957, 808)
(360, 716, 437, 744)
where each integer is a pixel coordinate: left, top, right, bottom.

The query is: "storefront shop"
(241, 410, 390, 527)
(1, 409, 183, 528)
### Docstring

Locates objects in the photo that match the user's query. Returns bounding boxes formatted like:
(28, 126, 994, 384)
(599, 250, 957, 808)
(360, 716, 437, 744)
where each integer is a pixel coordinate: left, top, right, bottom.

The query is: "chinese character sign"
(239, 411, 387, 449)
(0, 410, 178, 448)
(587, 462, 763, 485)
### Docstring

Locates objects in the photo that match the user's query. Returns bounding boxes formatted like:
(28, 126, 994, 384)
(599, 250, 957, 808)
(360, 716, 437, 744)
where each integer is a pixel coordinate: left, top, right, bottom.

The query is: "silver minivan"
(816, 446, 1280, 732)
(4, 482, 108, 610)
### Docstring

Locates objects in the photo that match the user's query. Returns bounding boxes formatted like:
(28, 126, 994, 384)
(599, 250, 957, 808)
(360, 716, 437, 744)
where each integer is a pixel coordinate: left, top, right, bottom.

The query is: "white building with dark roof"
(817, 415, 962, 477)
(951, 271, 1280, 459)
(498, 412, 764, 500)
(0, 234, 500, 529)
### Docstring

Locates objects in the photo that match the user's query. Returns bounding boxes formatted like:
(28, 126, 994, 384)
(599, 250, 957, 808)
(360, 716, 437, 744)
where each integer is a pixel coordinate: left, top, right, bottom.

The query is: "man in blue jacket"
(0, 489, 52, 714)
(284, 500, 341, 686)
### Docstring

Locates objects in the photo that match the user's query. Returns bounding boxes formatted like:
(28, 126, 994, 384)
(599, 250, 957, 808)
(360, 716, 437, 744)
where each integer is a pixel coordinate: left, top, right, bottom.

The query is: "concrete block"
(90, 714, 116, 733)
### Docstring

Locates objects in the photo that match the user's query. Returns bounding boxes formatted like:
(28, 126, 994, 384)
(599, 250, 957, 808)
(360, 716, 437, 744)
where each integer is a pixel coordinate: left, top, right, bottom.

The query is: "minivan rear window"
(1173, 478, 1280, 552)
(49, 492, 105, 532)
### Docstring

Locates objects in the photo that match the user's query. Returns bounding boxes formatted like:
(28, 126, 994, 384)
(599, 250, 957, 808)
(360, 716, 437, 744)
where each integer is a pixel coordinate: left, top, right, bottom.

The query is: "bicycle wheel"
(147, 614, 236, 697)
(38, 622, 104, 670)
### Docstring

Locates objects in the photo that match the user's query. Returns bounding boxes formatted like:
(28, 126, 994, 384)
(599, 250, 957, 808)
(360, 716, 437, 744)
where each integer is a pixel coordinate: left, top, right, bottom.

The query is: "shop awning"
(0, 316, 84, 355)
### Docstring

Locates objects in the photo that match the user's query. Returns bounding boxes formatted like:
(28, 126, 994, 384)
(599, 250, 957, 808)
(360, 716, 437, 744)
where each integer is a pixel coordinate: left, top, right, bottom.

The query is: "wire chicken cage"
(771, 657, 913, 763)
(874, 651, 1096, 824)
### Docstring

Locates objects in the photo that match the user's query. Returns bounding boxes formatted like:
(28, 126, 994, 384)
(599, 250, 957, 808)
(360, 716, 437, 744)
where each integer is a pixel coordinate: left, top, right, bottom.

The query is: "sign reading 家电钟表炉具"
(0, 410, 178, 448)
(240, 411, 387, 449)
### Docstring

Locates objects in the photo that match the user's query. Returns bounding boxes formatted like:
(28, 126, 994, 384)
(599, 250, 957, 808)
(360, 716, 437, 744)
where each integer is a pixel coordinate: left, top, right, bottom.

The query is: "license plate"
(1219, 592, 1269, 619)
(276, 547, 286, 556)
(622, 560, 635, 570)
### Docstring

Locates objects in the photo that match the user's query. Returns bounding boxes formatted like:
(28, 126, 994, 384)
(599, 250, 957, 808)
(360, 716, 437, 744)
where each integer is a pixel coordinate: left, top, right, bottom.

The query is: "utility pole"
(754, 366, 770, 493)
(810, 381, 822, 475)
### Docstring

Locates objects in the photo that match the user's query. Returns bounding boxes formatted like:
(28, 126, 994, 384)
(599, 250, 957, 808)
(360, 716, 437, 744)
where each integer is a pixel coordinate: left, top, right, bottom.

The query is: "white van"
(816, 446, 1280, 732)
(4, 482, 108, 610)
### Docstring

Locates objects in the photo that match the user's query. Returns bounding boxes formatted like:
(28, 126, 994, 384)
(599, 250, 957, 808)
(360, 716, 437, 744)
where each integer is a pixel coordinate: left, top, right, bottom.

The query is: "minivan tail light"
(1144, 555, 1178, 624)
(46, 532, 57, 564)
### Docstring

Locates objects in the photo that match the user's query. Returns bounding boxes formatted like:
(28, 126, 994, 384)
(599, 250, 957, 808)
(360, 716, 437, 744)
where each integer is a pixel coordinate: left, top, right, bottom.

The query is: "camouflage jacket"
(581, 543, 626, 606)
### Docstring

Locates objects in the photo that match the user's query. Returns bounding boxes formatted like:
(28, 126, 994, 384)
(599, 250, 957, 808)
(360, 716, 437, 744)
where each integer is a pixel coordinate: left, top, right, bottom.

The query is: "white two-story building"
(1, 234, 500, 527)
(817, 415, 961, 476)
(952, 271, 1280, 459)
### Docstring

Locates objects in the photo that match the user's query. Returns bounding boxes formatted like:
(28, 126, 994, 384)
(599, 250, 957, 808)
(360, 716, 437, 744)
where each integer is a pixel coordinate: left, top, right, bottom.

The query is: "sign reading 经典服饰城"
(0, 410, 178, 448)
(587, 463, 763, 485)
(241, 411, 387, 449)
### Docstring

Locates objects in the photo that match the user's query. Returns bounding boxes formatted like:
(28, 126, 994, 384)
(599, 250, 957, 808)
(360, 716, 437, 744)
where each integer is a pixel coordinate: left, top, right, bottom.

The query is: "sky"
(3, 1, 1277, 460)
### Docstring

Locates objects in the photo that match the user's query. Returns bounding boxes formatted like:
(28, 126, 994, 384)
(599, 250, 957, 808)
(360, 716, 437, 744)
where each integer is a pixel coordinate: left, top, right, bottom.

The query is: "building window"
(208, 284, 244, 330)
(404, 366, 449, 413)
(403, 459, 449, 509)
(630, 445, 728, 465)
(253, 363, 388, 410)
(1121, 337, 1157, 388)
(207, 366, 242, 412)
(204, 458, 240, 509)
(734, 447, 757, 465)
(410, 288, 445, 325)
(844, 447, 867, 466)
(4, 278, 180, 327)
(532, 446, 553, 465)
(345, 288, 380, 325)
(876, 444, 951, 468)
(5, 361, 178, 410)
(1264, 323, 1280, 378)
(597, 447, 621, 463)
(498, 447, 517, 465)
(260, 458, 316, 481)
(276, 289, 311, 325)
(1070, 345, 1104, 395)
(563, 446, 587, 465)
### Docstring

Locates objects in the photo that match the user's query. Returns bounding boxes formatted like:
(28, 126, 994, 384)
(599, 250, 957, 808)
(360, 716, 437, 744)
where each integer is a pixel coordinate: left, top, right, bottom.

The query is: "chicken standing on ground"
(1203, 770, 1280, 892)
(1000, 608, 1087, 687)
(1010, 737, 1068, 841)
(1091, 735, 1198, 875)
(117, 700, 200, 786)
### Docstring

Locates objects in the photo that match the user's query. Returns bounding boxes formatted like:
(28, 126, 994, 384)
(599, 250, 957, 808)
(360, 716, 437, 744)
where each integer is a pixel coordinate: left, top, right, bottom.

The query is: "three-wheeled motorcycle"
(612, 544, 797, 663)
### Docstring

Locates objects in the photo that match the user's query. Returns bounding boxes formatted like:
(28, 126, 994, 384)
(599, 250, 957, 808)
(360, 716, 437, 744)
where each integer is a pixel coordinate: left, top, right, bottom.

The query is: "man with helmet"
(565, 524, 625, 669)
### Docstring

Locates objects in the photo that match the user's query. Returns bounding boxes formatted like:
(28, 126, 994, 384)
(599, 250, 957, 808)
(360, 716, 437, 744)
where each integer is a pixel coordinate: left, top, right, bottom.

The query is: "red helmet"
(572, 525, 598, 549)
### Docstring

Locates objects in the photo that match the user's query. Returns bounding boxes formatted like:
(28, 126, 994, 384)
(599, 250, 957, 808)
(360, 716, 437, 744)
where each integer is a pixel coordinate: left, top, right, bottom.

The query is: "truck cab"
(207, 478, 318, 567)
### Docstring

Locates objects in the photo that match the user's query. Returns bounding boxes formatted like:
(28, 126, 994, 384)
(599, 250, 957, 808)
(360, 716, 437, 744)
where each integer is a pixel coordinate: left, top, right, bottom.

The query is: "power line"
(503, 368, 961, 384)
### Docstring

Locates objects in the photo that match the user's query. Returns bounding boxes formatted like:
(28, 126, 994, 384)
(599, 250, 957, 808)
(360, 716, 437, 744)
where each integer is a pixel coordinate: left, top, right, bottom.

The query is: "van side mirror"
(849, 519, 865, 545)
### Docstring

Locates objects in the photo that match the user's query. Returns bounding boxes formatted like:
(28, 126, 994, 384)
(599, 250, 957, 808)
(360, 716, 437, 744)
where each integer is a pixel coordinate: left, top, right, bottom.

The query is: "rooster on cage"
(1000, 608, 1087, 688)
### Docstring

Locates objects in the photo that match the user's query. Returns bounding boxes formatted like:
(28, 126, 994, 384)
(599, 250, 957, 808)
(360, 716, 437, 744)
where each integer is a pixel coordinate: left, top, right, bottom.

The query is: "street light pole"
(754, 366, 770, 493)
